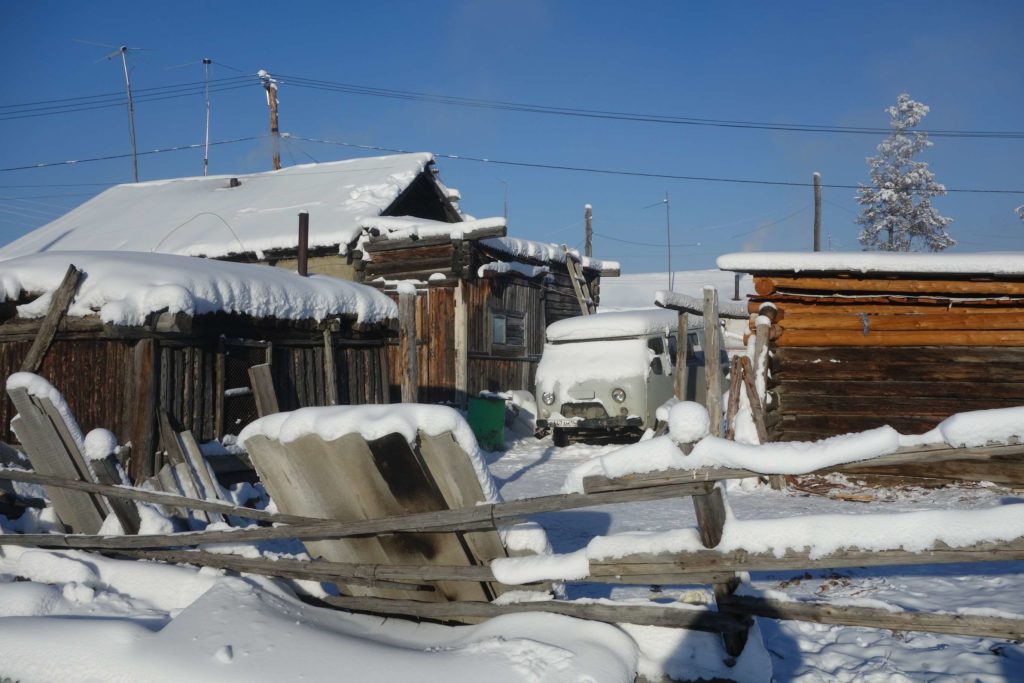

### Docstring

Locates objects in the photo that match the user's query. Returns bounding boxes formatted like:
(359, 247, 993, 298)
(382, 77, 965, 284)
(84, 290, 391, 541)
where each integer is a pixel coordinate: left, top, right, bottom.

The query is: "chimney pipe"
(297, 211, 309, 276)
(229, 177, 240, 188)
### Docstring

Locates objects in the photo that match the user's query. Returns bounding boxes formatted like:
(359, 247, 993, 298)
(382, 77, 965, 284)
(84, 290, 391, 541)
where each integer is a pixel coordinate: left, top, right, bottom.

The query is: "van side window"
(688, 332, 700, 351)
(647, 337, 664, 355)
(668, 334, 678, 363)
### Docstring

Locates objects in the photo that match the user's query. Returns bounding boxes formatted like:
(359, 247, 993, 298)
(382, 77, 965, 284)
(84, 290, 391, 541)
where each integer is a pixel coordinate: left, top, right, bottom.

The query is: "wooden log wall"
(466, 277, 545, 396)
(1, 326, 389, 446)
(748, 273, 1024, 442)
(0, 339, 133, 446)
(383, 287, 457, 404)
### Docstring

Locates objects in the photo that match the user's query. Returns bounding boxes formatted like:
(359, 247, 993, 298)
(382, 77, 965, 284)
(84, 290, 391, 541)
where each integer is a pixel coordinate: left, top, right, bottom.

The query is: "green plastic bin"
(467, 395, 506, 451)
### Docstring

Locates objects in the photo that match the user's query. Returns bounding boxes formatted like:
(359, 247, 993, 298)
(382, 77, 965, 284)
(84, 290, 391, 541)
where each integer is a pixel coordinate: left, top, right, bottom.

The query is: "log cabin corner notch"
(718, 251, 1024, 442)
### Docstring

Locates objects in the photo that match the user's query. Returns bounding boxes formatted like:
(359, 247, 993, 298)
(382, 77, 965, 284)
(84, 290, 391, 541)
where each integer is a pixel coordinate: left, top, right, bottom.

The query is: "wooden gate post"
(674, 311, 689, 400)
(702, 287, 723, 436)
(399, 291, 419, 403)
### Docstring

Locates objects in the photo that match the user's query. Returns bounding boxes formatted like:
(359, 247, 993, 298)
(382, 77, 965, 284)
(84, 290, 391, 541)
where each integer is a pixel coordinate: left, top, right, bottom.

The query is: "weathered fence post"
(674, 311, 689, 400)
(702, 287, 723, 436)
(399, 291, 418, 403)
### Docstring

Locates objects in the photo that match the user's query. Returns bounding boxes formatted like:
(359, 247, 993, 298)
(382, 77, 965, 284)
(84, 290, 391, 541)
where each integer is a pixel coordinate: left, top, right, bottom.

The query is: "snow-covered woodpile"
(719, 252, 1024, 443)
(0, 251, 397, 479)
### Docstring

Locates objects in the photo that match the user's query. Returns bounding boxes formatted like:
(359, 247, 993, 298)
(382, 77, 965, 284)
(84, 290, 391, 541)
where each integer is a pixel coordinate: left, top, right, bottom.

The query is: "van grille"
(560, 402, 608, 419)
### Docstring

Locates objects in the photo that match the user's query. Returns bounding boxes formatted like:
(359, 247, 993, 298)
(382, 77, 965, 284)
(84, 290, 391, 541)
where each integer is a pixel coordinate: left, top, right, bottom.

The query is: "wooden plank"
(738, 357, 768, 443)
(724, 356, 742, 441)
(777, 329, 1024, 347)
(1, 480, 717, 551)
(179, 429, 225, 524)
(718, 595, 1024, 640)
(19, 265, 83, 373)
(454, 281, 469, 406)
(563, 248, 591, 316)
(702, 288, 723, 436)
(758, 275, 1024, 297)
(779, 311, 1024, 332)
(750, 301, 1024, 316)
(776, 345, 1024, 364)
(324, 595, 749, 633)
(90, 452, 141, 534)
(399, 292, 418, 403)
(34, 396, 110, 515)
(154, 464, 188, 518)
(674, 311, 688, 400)
(418, 431, 513, 598)
(123, 550, 432, 592)
(7, 388, 105, 533)
(246, 431, 455, 601)
(247, 363, 280, 417)
(0, 465, 323, 524)
(173, 462, 211, 523)
(323, 329, 338, 405)
(124, 339, 158, 483)
(774, 380, 1024, 400)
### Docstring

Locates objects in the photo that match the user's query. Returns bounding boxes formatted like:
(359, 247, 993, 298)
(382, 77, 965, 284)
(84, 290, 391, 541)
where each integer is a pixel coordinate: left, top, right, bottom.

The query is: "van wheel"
(552, 428, 571, 447)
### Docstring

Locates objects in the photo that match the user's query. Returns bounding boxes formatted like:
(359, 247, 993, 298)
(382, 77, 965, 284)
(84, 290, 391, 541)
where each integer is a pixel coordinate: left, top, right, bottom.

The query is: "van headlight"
(611, 388, 626, 403)
(541, 392, 555, 405)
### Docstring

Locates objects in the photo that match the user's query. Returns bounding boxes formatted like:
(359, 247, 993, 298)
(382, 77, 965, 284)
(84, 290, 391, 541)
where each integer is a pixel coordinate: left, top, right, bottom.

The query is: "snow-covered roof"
(545, 308, 682, 342)
(0, 154, 436, 261)
(718, 251, 1024, 276)
(360, 216, 505, 243)
(480, 237, 620, 275)
(0, 251, 397, 326)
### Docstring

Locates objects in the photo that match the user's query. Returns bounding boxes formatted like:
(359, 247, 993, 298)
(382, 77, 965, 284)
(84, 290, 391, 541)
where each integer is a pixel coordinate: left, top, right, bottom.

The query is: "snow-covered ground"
(486, 434, 1024, 682)
(2, 425, 1023, 681)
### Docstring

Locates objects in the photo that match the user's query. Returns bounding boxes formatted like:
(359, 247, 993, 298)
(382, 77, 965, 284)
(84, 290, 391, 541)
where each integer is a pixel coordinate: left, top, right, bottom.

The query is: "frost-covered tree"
(856, 94, 954, 251)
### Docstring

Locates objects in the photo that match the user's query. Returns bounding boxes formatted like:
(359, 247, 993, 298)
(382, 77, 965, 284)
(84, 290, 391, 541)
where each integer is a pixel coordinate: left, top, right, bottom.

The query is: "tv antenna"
(76, 40, 148, 182)
(644, 193, 673, 290)
(166, 57, 242, 175)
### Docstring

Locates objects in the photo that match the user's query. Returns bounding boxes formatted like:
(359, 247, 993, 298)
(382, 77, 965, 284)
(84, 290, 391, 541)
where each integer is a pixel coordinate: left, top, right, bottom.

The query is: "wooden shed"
(0, 153, 619, 405)
(718, 251, 1024, 442)
(0, 251, 397, 479)
(360, 226, 619, 403)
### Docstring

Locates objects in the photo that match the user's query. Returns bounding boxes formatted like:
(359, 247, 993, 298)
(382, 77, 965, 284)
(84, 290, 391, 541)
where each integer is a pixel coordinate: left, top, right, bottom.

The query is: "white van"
(534, 309, 725, 446)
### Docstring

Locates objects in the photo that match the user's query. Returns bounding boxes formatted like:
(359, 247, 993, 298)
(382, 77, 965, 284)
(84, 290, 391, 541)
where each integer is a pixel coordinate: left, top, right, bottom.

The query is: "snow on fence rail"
(4, 373, 1024, 665)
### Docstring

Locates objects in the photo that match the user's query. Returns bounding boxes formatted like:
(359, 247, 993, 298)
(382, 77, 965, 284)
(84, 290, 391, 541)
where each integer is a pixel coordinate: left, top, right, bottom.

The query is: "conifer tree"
(856, 94, 953, 251)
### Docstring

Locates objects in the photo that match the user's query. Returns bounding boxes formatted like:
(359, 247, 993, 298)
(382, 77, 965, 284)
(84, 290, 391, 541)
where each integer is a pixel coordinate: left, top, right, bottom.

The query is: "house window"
(490, 310, 526, 354)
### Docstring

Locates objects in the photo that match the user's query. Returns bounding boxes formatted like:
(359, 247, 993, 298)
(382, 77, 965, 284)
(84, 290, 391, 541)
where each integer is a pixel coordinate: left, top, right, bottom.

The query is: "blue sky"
(1, 1, 1021, 273)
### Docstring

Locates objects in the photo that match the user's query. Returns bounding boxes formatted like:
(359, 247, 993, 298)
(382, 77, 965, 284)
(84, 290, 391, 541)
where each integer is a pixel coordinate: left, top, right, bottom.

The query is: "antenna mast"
(118, 46, 139, 183)
(664, 192, 673, 291)
(203, 58, 212, 176)
(258, 69, 281, 171)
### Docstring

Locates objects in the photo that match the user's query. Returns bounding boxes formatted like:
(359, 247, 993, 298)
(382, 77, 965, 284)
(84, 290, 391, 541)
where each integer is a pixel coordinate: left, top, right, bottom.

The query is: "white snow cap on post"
(667, 402, 711, 444)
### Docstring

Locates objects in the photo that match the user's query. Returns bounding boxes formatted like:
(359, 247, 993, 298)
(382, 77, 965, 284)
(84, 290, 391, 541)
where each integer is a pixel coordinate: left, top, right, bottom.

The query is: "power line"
(275, 73, 1024, 140)
(0, 75, 252, 112)
(0, 136, 264, 172)
(0, 81, 254, 122)
(288, 135, 1024, 195)
(7, 71, 1024, 140)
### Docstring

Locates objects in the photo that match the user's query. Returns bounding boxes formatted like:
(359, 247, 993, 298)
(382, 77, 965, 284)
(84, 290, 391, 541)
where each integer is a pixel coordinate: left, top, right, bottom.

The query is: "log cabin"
(717, 251, 1024, 442)
(0, 251, 397, 478)
(0, 153, 619, 404)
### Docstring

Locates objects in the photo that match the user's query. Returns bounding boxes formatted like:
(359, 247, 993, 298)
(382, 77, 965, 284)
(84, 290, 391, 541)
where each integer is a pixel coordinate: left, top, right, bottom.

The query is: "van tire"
(552, 428, 571, 447)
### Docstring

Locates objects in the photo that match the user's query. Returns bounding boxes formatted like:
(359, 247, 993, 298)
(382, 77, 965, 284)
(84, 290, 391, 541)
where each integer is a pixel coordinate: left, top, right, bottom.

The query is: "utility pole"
(584, 203, 593, 258)
(117, 47, 139, 183)
(813, 171, 822, 252)
(258, 69, 281, 171)
(501, 180, 509, 220)
(203, 58, 212, 176)
(664, 192, 673, 291)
